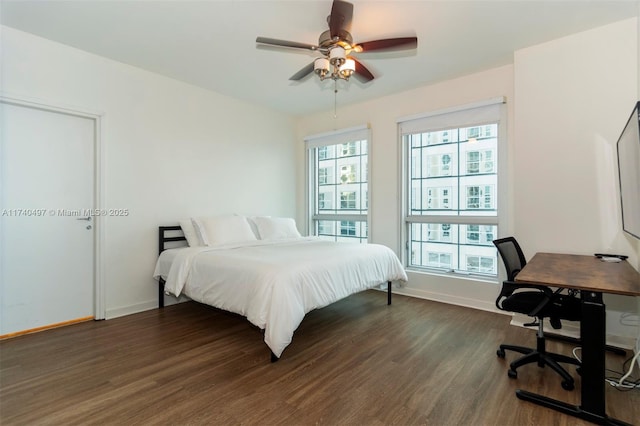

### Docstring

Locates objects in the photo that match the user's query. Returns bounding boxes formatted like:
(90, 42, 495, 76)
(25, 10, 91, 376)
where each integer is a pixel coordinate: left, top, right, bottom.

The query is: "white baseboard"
(105, 294, 189, 320)
(393, 286, 499, 314)
(105, 301, 157, 319)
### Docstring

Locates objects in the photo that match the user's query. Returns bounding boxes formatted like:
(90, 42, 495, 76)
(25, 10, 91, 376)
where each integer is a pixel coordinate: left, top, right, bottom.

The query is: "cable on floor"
(571, 346, 640, 391)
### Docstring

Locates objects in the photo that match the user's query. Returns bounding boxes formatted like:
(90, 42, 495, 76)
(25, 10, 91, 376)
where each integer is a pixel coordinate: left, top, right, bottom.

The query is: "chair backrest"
(493, 237, 527, 281)
(492, 237, 529, 311)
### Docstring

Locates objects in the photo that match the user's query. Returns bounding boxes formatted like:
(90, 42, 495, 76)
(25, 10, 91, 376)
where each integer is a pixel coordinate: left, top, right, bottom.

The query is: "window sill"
(406, 267, 499, 285)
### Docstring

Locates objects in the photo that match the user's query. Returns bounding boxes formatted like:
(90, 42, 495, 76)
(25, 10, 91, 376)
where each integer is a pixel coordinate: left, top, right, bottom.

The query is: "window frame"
(305, 125, 371, 243)
(399, 98, 507, 279)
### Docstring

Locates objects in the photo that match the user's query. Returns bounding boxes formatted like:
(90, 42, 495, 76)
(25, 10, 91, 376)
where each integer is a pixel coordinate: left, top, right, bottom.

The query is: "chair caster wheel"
(561, 380, 574, 391)
(507, 369, 518, 379)
(497, 349, 505, 358)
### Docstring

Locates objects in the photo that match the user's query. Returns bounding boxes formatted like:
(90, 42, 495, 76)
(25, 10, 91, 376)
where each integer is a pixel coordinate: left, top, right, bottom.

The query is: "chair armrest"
(503, 280, 554, 297)
(497, 280, 555, 316)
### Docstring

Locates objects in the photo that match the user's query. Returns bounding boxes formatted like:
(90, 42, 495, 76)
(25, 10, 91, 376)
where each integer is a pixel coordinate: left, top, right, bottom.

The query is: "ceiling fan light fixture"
(314, 58, 331, 80)
(339, 58, 355, 79)
(329, 46, 346, 67)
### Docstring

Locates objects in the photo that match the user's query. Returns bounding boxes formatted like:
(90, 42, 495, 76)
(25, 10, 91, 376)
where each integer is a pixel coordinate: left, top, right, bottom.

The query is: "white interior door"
(1, 101, 96, 335)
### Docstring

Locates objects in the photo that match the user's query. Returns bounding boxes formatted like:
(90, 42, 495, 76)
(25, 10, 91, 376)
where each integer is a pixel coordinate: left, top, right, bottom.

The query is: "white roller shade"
(305, 124, 370, 149)
(398, 97, 505, 134)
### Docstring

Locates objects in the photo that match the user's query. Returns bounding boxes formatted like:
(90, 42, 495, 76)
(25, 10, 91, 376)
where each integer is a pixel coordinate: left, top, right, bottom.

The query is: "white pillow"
(235, 214, 266, 240)
(252, 217, 301, 240)
(193, 215, 257, 246)
(179, 219, 203, 247)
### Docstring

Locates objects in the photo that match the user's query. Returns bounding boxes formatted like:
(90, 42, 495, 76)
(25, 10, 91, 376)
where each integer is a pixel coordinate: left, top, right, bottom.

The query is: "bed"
(153, 216, 408, 361)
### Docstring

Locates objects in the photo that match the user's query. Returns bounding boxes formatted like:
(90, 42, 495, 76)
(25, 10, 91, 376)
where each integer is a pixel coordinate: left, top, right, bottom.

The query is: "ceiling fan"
(256, 0, 418, 83)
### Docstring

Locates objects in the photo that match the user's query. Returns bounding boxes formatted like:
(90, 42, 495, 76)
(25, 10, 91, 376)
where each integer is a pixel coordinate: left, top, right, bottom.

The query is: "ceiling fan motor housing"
(319, 29, 353, 50)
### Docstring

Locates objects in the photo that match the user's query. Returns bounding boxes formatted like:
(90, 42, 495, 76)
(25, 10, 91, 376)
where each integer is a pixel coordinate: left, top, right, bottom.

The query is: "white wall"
(513, 18, 638, 265)
(514, 18, 638, 343)
(0, 26, 297, 319)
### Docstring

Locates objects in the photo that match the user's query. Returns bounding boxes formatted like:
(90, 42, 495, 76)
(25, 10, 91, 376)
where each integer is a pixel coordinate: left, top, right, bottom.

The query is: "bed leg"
(159, 278, 165, 308)
(270, 351, 279, 363)
(387, 281, 392, 305)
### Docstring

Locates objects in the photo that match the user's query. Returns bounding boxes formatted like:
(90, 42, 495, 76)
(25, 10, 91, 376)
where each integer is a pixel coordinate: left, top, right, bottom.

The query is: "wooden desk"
(515, 253, 640, 426)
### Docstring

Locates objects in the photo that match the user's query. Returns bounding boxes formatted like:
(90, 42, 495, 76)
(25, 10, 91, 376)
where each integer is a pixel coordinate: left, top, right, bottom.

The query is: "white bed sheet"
(153, 237, 408, 357)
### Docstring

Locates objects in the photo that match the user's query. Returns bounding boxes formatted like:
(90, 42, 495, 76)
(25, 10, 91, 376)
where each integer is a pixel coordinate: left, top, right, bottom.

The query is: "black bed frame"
(157, 225, 186, 308)
(157, 225, 392, 361)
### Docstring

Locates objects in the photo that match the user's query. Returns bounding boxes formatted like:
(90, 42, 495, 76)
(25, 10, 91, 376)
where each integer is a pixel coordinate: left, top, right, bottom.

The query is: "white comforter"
(153, 237, 408, 358)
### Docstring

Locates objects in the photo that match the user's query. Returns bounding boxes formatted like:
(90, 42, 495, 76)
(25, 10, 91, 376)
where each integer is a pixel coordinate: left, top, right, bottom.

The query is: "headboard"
(157, 225, 187, 308)
(158, 225, 187, 255)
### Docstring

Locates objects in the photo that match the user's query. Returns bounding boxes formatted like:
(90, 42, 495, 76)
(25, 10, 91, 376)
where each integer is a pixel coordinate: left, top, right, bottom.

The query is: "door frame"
(0, 93, 105, 320)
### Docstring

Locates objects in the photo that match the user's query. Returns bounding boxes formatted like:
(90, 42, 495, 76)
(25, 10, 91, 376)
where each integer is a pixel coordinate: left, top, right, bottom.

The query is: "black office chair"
(493, 237, 582, 390)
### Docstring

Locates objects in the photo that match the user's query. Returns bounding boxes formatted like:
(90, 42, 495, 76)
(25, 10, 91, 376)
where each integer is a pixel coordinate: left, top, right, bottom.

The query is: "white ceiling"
(1, 0, 638, 116)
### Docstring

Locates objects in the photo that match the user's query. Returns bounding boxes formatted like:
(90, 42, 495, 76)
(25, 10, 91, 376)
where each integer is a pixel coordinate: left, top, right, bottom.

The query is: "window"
(466, 150, 494, 174)
(466, 255, 495, 273)
(306, 126, 369, 243)
(317, 220, 334, 236)
(400, 100, 504, 276)
(427, 252, 452, 269)
(318, 146, 331, 160)
(426, 223, 452, 242)
(425, 187, 451, 210)
(466, 186, 480, 209)
(340, 220, 356, 236)
(483, 150, 494, 173)
(340, 191, 357, 209)
(318, 192, 332, 210)
(340, 164, 356, 183)
(341, 142, 357, 156)
(318, 167, 332, 185)
(467, 151, 480, 174)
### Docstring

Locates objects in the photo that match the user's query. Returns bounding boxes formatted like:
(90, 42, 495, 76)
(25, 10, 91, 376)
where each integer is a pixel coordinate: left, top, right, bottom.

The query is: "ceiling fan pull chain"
(334, 80, 338, 119)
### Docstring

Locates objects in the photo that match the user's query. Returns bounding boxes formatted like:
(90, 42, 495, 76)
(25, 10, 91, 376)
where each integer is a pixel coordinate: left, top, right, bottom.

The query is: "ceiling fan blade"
(289, 62, 315, 81)
(328, 0, 353, 38)
(256, 37, 319, 52)
(352, 58, 374, 83)
(354, 37, 418, 53)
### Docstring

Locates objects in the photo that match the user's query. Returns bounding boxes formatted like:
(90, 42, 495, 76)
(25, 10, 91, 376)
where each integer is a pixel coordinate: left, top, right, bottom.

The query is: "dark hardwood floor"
(1, 291, 638, 425)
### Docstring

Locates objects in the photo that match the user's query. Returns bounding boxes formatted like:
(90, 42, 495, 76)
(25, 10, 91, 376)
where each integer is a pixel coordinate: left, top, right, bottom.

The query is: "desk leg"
(580, 291, 606, 417)
(515, 291, 631, 426)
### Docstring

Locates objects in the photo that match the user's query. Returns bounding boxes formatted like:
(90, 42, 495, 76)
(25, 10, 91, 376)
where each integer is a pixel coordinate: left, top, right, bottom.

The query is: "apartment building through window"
(400, 100, 505, 277)
(306, 126, 369, 243)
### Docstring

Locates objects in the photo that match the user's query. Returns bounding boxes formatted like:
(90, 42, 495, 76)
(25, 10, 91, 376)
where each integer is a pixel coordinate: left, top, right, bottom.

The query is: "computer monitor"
(616, 101, 640, 240)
